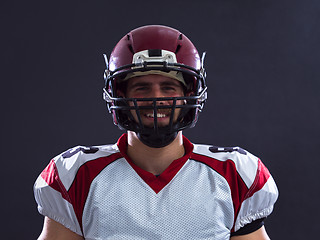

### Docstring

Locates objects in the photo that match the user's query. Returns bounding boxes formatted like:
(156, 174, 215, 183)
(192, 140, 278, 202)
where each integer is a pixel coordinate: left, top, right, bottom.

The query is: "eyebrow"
(160, 81, 182, 87)
(129, 82, 151, 88)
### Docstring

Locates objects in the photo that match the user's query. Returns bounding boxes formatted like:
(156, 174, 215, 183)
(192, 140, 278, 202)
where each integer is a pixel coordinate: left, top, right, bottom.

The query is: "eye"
(162, 84, 179, 91)
(135, 86, 149, 91)
(163, 86, 175, 91)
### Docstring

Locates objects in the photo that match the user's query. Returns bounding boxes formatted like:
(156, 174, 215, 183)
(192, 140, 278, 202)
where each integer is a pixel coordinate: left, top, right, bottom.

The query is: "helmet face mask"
(103, 25, 207, 148)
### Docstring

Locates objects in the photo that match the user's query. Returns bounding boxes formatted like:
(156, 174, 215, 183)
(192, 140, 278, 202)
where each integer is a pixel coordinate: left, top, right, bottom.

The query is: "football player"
(34, 25, 278, 240)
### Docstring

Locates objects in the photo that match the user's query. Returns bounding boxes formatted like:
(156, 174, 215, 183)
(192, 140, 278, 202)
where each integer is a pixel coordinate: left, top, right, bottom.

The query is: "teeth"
(146, 113, 167, 118)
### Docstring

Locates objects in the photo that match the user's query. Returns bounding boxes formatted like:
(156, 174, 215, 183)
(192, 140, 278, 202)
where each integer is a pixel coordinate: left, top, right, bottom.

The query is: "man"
(34, 25, 278, 239)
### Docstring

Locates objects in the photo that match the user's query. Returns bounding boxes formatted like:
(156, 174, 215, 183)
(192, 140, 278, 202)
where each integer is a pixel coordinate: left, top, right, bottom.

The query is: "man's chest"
(82, 159, 234, 239)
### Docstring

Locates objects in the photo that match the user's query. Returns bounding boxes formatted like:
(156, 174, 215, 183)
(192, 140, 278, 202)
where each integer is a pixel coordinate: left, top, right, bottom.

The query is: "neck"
(126, 131, 185, 175)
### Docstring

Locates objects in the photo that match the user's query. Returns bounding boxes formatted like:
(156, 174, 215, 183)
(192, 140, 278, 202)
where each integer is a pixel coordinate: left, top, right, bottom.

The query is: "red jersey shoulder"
(190, 143, 274, 233)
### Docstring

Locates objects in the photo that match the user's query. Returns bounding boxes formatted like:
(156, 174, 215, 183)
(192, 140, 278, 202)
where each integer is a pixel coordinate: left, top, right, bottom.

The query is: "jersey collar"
(117, 133, 194, 193)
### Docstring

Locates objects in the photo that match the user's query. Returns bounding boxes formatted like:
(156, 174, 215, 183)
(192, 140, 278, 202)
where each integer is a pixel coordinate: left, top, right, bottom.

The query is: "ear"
(182, 91, 194, 104)
(117, 89, 125, 98)
(186, 90, 194, 97)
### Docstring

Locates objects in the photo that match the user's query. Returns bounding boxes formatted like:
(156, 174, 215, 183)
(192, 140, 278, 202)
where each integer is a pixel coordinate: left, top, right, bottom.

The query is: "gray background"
(2, 0, 319, 239)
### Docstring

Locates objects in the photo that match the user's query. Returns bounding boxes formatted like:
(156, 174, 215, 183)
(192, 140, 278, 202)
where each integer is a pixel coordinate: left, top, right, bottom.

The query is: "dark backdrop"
(2, 0, 319, 239)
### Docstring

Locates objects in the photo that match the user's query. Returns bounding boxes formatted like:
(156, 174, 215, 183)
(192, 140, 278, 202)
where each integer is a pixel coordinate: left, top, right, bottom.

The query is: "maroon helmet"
(103, 25, 207, 147)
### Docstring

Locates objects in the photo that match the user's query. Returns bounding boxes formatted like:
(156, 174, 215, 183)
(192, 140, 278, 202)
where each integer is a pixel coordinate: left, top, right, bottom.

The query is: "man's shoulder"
(57, 143, 119, 161)
(53, 143, 121, 170)
(44, 143, 122, 188)
(191, 143, 261, 187)
(191, 143, 256, 162)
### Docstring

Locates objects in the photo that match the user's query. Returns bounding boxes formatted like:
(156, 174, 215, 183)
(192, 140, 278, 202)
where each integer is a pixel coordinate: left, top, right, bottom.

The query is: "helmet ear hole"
(175, 44, 181, 54)
(127, 44, 134, 54)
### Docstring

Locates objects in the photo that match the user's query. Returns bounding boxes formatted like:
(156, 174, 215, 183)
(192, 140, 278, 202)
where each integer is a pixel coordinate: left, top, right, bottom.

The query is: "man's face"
(121, 74, 185, 128)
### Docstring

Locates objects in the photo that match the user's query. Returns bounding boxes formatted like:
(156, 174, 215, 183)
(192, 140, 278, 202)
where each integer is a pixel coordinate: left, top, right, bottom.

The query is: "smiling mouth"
(145, 112, 168, 118)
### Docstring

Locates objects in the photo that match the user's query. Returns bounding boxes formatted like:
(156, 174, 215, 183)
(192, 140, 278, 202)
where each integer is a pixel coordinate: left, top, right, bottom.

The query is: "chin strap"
(137, 131, 178, 148)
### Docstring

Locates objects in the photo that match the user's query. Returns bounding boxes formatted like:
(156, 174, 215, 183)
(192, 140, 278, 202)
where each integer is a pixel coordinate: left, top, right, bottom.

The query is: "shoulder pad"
(209, 146, 247, 155)
(61, 146, 99, 159)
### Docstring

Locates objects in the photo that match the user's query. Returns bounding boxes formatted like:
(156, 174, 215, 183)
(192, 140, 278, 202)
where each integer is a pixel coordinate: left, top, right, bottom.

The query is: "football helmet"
(103, 25, 207, 148)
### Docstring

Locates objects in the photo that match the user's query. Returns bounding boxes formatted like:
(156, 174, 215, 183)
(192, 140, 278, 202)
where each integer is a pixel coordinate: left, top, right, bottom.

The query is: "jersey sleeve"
(233, 151, 279, 233)
(34, 153, 83, 236)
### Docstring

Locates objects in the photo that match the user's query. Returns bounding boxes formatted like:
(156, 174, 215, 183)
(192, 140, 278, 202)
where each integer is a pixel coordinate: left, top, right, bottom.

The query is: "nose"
(149, 85, 163, 98)
(148, 87, 168, 106)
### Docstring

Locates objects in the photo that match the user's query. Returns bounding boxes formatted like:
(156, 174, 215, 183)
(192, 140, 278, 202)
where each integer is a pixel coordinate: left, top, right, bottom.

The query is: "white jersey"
(34, 134, 278, 240)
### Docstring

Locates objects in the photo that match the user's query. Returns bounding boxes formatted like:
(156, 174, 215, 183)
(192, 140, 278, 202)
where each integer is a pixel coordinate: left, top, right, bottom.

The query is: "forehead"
(126, 74, 182, 87)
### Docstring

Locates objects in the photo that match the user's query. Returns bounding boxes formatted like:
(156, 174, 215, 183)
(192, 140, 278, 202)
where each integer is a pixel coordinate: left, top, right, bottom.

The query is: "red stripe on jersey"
(40, 159, 71, 202)
(40, 152, 123, 233)
(117, 134, 194, 194)
(244, 159, 271, 200)
(67, 152, 123, 232)
(190, 153, 249, 232)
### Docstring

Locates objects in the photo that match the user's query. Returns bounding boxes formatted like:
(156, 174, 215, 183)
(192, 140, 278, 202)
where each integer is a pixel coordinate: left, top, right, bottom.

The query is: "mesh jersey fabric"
(34, 134, 278, 240)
